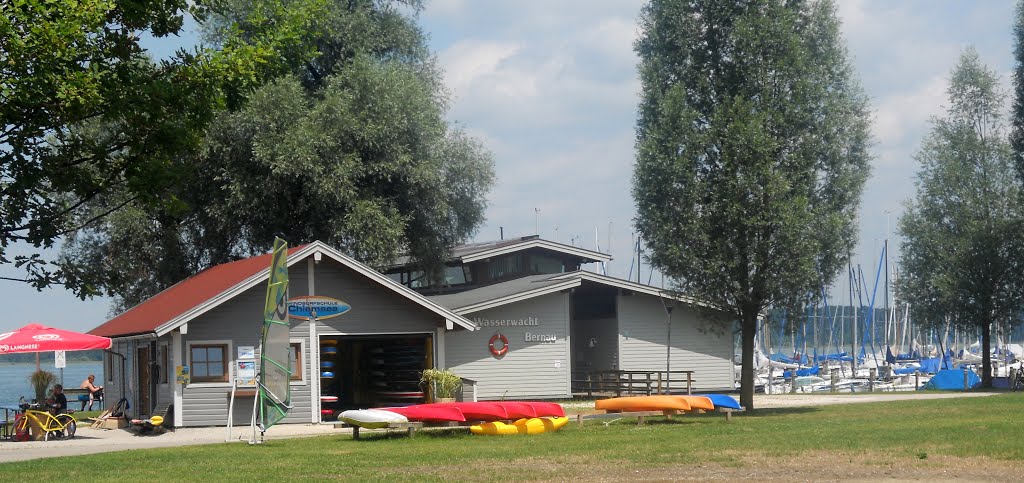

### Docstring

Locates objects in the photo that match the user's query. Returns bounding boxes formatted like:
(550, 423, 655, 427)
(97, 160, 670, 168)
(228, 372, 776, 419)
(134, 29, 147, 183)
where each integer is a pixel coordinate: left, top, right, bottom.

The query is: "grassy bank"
(2, 393, 1022, 480)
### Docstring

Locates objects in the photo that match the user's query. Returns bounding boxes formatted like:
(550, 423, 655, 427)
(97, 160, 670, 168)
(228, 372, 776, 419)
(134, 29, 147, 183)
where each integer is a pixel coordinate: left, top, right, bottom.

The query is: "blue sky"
(1, 0, 1018, 334)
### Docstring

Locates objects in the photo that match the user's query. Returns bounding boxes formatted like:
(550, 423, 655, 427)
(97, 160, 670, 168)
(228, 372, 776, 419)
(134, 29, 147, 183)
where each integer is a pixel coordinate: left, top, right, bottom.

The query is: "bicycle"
(1013, 365, 1024, 392)
(12, 401, 77, 442)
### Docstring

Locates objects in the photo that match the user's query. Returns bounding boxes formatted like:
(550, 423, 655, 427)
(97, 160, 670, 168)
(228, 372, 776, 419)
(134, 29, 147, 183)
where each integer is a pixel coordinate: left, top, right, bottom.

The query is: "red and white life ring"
(489, 333, 509, 357)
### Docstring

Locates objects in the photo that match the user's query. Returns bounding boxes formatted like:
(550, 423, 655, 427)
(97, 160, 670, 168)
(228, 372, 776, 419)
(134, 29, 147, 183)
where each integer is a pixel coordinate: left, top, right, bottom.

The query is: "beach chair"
(90, 398, 129, 429)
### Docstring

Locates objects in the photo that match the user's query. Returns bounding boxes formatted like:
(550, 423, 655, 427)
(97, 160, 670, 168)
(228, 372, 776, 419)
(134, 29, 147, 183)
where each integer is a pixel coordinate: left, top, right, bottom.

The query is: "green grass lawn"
(3, 393, 1023, 481)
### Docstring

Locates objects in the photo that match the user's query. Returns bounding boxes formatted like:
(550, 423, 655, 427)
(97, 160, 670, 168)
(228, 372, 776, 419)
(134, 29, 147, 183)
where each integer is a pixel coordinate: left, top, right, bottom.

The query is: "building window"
(190, 344, 228, 383)
(441, 265, 471, 285)
(488, 254, 522, 279)
(288, 342, 303, 381)
(530, 254, 564, 274)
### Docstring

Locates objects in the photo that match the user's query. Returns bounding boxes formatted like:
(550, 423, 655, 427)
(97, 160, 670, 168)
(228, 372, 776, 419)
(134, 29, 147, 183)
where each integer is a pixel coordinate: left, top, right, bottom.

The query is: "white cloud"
(423, 0, 1020, 284)
(872, 75, 948, 160)
(440, 41, 523, 94)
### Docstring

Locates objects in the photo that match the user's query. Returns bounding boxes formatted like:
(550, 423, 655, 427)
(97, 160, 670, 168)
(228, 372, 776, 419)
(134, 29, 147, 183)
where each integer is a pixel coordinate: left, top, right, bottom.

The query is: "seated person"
(80, 374, 103, 410)
(50, 384, 68, 414)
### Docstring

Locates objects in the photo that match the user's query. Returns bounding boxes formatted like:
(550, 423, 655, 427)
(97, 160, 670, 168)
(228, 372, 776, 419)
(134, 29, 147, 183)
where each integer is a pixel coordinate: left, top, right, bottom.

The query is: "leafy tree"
(60, 0, 494, 311)
(898, 50, 1024, 388)
(1011, 0, 1024, 174)
(633, 0, 871, 410)
(0, 0, 317, 292)
(0, 0, 217, 289)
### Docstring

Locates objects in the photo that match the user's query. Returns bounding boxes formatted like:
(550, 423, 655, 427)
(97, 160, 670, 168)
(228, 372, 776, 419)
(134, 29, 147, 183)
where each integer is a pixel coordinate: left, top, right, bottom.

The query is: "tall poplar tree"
(1010, 0, 1024, 173)
(633, 0, 871, 409)
(899, 50, 1024, 388)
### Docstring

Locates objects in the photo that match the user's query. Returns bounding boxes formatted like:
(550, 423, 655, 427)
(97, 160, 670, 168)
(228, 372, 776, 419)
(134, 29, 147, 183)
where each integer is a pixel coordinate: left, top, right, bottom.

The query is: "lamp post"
(665, 304, 673, 394)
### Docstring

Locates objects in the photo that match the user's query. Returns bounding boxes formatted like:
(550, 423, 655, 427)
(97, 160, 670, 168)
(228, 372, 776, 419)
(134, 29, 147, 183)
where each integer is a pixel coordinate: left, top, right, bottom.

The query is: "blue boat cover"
(814, 352, 848, 362)
(893, 367, 918, 375)
(919, 357, 940, 374)
(783, 366, 820, 378)
(920, 369, 980, 390)
(703, 394, 742, 410)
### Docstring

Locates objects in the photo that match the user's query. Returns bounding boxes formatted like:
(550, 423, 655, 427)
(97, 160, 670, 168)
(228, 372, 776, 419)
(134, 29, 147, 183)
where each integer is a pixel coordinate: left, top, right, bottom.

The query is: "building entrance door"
(137, 346, 151, 415)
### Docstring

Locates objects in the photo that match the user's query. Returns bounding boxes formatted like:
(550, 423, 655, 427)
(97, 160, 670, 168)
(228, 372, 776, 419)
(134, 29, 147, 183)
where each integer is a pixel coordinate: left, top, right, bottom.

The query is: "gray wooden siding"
(445, 292, 571, 400)
(173, 257, 443, 426)
(617, 293, 735, 391)
(309, 262, 444, 335)
(180, 267, 312, 427)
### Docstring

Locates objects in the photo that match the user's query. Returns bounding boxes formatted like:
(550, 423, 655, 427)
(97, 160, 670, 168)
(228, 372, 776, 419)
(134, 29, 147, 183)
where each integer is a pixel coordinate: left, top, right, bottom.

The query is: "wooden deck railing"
(572, 370, 695, 397)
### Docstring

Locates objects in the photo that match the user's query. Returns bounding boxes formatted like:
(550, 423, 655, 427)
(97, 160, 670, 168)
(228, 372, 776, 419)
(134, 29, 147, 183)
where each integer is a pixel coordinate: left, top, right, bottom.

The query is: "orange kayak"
(674, 396, 714, 411)
(595, 395, 691, 412)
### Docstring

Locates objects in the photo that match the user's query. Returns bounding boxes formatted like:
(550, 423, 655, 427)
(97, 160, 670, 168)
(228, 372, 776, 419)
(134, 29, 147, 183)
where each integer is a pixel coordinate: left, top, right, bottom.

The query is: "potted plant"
(420, 368, 462, 402)
(29, 370, 57, 403)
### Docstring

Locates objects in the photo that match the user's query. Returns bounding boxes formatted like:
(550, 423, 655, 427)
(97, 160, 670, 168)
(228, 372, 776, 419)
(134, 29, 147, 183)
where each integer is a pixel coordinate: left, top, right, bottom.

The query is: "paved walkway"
(0, 421, 347, 463)
(0, 392, 1001, 463)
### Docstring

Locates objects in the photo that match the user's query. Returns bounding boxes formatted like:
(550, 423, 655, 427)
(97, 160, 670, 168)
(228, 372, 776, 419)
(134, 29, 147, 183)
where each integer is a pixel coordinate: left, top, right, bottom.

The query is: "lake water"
(0, 362, 104, 406)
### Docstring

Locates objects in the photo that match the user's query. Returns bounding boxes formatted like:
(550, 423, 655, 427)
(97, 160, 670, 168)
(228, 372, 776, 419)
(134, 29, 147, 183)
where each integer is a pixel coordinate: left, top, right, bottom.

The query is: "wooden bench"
(576, 406, 741, 426)
(64, 388, 102, 411)
(576, 409, 683, 426)
(716, 407, 743, 421)
(353, 422, 423, 440)
(334, 421, 476, 440)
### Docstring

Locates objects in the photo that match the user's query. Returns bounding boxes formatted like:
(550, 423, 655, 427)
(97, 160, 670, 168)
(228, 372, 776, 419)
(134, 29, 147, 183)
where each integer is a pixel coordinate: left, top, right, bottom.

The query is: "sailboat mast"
(884, 239, 890, 355)
(849, 261, 858, 373)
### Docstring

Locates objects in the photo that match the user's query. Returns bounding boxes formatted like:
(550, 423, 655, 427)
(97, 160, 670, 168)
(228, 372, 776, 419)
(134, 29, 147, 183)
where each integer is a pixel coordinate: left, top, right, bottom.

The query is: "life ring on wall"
(489, 333, 509, 357)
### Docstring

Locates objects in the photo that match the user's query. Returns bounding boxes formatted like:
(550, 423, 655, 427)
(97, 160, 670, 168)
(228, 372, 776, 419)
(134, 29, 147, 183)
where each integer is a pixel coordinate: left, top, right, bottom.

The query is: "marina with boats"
(744, 242, 1024, 394)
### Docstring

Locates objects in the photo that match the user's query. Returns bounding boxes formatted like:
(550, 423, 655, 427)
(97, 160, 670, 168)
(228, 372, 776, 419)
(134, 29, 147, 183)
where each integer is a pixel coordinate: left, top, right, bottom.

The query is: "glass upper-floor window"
(386, 265, 472, 288)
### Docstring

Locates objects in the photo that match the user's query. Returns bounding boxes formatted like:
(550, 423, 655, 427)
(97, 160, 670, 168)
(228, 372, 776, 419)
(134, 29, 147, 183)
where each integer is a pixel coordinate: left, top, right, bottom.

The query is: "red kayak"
(526, 402, 565, 417)
(494, 402, 538, 419)
(377, 405, 466, 422)
(434, 402, 509, 421)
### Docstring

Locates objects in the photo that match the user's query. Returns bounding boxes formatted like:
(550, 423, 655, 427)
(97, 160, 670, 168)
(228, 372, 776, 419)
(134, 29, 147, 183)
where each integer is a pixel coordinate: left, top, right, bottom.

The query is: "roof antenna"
(500, 227, 504, 240)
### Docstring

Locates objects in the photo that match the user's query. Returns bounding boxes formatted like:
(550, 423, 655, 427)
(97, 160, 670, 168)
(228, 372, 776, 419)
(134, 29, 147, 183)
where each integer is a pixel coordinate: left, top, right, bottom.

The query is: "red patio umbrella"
(0, 323, 112, 354)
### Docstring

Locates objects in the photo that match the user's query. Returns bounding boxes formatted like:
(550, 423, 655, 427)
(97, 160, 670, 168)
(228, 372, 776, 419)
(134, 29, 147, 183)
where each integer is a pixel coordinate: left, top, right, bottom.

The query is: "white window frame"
(185, 339, 233, 387)
(289, 338, 307, 386)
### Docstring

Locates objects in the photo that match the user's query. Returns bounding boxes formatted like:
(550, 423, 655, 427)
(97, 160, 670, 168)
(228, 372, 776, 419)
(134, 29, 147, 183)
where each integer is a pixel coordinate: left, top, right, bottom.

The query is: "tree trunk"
(740, 310, 757, 411)
(981, 321, 992, 388)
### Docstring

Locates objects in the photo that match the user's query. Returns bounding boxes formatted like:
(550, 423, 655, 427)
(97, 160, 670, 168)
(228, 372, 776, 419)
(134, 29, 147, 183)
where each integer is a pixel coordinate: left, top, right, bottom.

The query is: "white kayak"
(338, 409, 408, 429)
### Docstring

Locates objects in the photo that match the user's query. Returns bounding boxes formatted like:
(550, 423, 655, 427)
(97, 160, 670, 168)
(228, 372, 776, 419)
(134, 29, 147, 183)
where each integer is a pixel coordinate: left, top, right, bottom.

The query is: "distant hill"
(0, 350, 103, 363)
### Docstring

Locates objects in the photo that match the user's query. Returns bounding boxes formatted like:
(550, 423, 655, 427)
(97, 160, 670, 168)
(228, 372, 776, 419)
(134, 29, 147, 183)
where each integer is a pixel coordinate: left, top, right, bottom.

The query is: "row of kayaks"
(470, 417, 569, 435)
(339, 401, 568, 435)
(595, 394, 742, 412)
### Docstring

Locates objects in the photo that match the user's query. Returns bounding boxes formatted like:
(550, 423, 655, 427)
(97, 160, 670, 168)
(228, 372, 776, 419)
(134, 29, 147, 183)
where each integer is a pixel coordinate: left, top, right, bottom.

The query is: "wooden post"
(628, 372, 634, 395)
(789, 373, 796, 394)
(914, 370, 920, 389)
(686, 372, 693, 395)
(587, 372, 593, 398)
(657, 372, 663, 394)
(352, 426, 360, 440)
(963, 367, 969, 391)
(869, 368, 876, 392)
(645, 373, 652, 395)
(831, 368, 838, 393)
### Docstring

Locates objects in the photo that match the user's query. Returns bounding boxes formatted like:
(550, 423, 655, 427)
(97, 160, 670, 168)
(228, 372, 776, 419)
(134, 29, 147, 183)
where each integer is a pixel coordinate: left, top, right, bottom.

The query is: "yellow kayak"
(471, 417, 569, 435)
(470, 421, 519, 435)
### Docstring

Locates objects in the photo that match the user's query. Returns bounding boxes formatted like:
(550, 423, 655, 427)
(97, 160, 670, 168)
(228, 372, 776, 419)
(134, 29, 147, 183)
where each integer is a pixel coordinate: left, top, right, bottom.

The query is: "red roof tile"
(89, 245, 307, 338)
